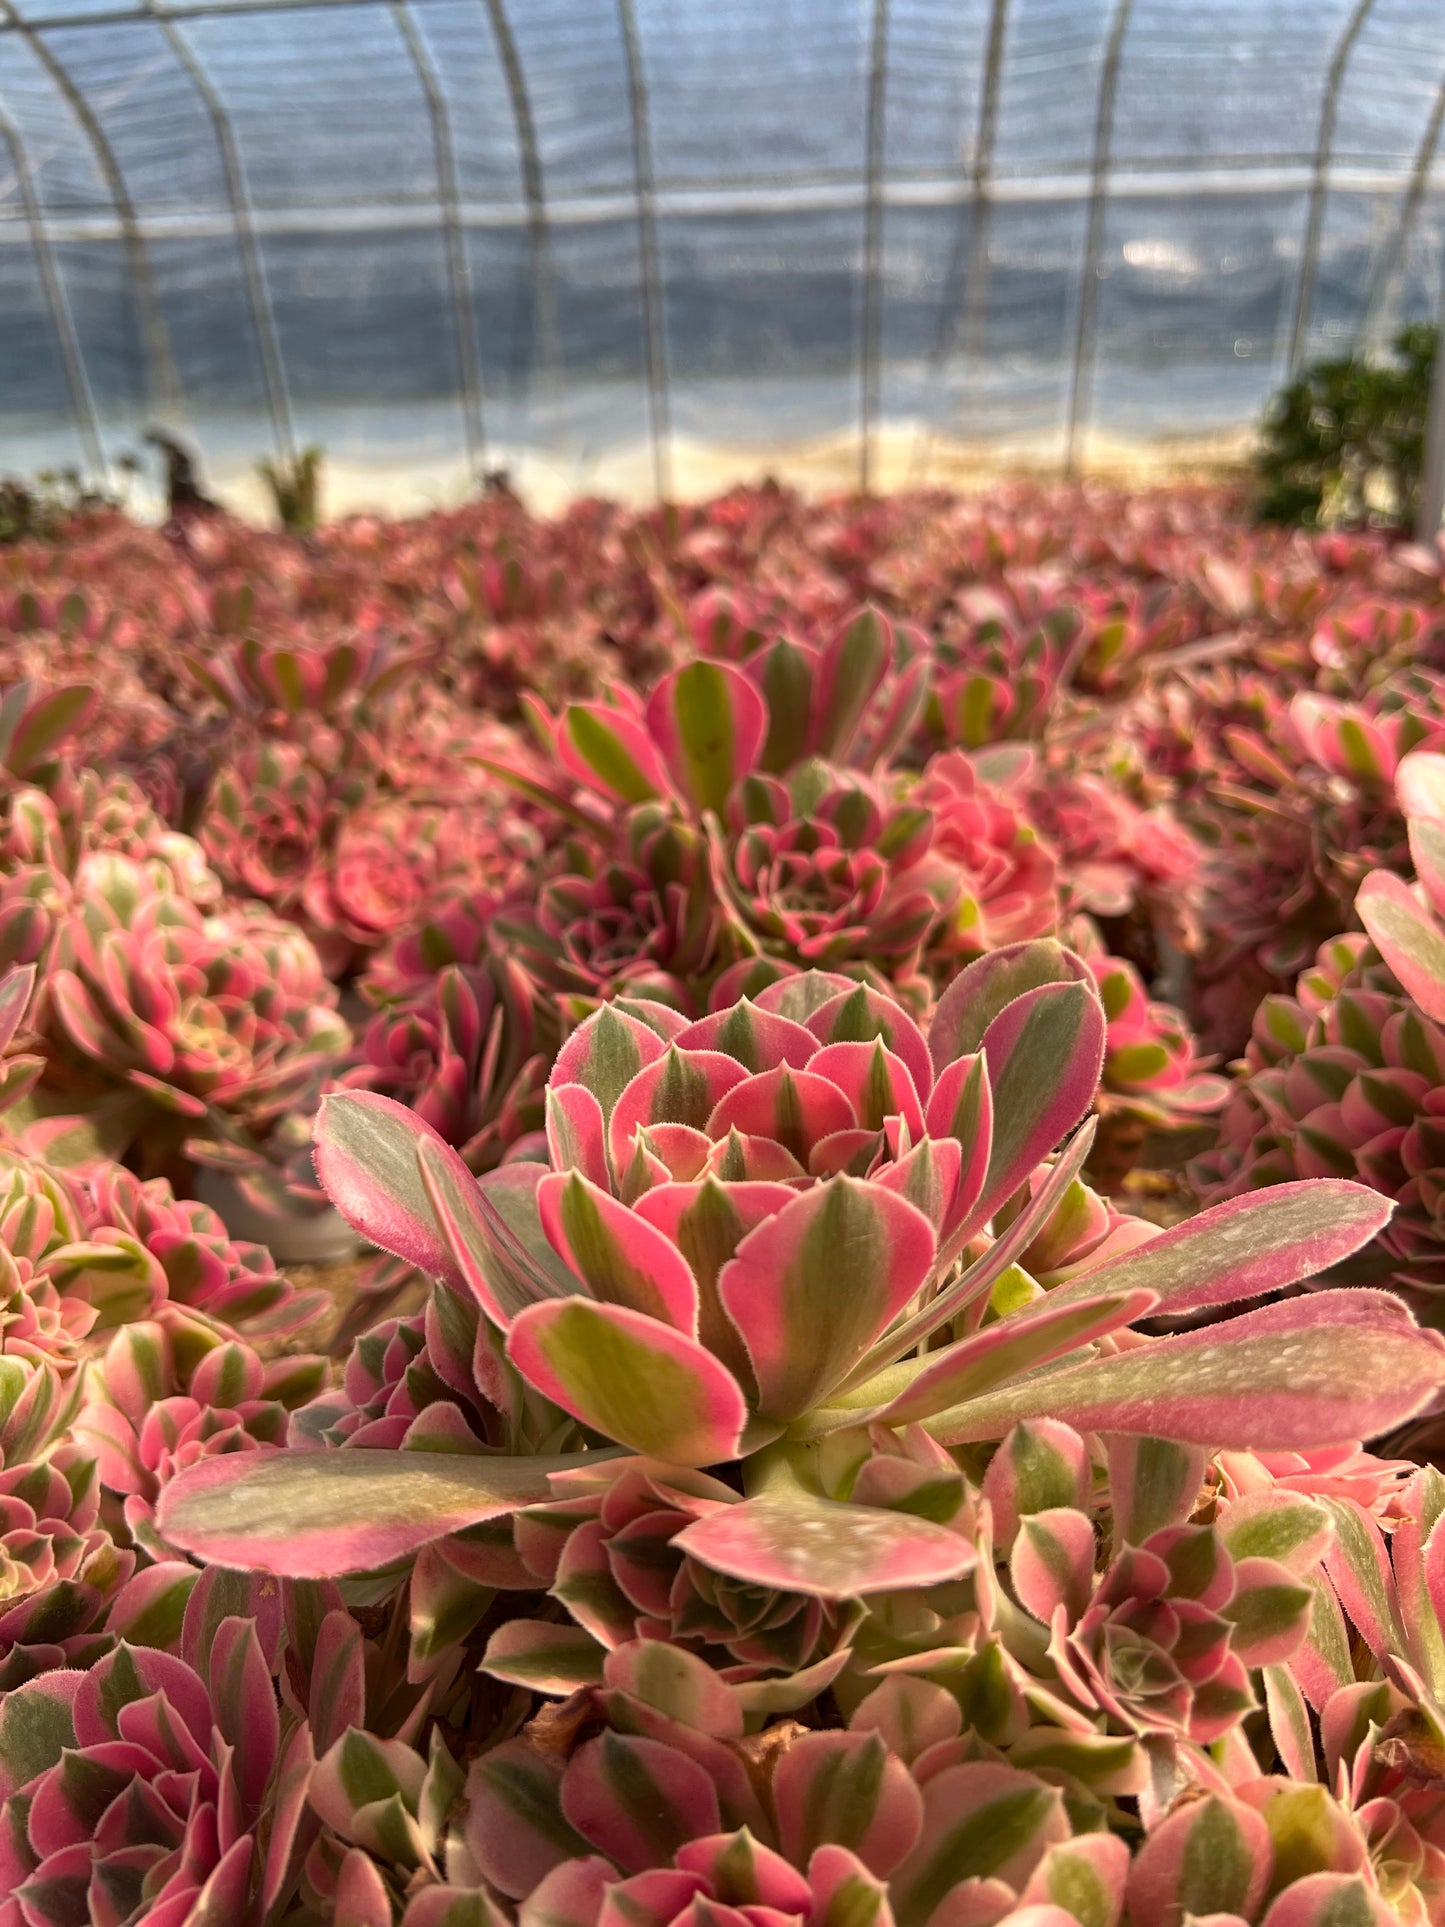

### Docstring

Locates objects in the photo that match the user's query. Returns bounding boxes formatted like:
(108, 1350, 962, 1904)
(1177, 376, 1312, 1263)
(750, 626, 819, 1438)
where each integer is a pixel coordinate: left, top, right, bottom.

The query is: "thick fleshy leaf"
(1223, 1557, 1314, 1665)
(718, 1177, 937, 1420)
(157, 1446, 611, 1574)
(0, 962, 36, 1052)
(930, 941, 1090, 1069)
(558, 703, 668, 804)
(982, 1420, 1091, 1553)
(1047, 1181, 1393, 1315)
(422, 1149, 577, 1326)
(812, 608, 892, 760)
(466, 1741, 594, 1900)
(553, 1005, 671, 1129)
(602, 1640, 744, 1739)
(1258, 1873, 1395, 1927)
(1019, 1834, 1130, 1927)
(1011, 1507, 1097, 1624)
(506, 1297, 748, 1464)
(1391, 1467, 1445, 1697)
(891, 1763, 1069, 1927)
(1218, 1491, 1335, 1576)
(677, 1001, 819, 1072)
(482, 1622, 606, 1694)
(0, 1672, 81, 1794)
(975, 981, 1106, 1221)
(1106, 1437, 1208, 1547)
(843, 1116, 1097, 1387)
(1357, 870, 1445, 1021)
(929, 1291, 1445, 1448)
(1124, 1795, 1272, 1927)
(314, 1092, 463, 1289)
(646, 659, 766, 812)
(1320, 1498, 1403, 1662)
(808, 1040, 925, 1136)
(806, 983, 933, 1100)
(610, 1048, 749, 1173)
(857, 1288, 1155, 1427)
(538, 1170, 700, 1330)
(545, 1085, 610, 1189)
(707, 1066, 858, 1166)
(562, 1731, 721, 1873)
(675, 1491, 975, 1597)
(633, 1177, 794, 1386)
(774, 1729, 924, 1875)
(1263, 1664, 1317, 1784)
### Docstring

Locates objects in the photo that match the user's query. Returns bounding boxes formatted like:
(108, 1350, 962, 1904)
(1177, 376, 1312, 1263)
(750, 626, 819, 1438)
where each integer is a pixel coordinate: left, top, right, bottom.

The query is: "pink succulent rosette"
(344, 952, 550, 1171)
(914, 750, 1059, 960)
(45, 853, 348, 1132)
(0, 1597, 295, 1927)
(77, 1307, 325, 1559)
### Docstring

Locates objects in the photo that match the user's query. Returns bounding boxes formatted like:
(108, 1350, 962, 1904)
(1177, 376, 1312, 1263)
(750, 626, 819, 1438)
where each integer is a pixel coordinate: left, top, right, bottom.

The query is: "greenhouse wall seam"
(1286, 0, 1377, 376)
(4, 164, 1441, 251)
(1359, 70, 1445, 349)
(616, 0, 670, 499)
(1064, 0, 1135, 476)
(479, 0, 561, 403)
(0, 0, 185, 423)
(390, 0, 487, 478)
(138, 0, 296, 460)
(0, 100, 104, 473)
(860, 0, 889, 492)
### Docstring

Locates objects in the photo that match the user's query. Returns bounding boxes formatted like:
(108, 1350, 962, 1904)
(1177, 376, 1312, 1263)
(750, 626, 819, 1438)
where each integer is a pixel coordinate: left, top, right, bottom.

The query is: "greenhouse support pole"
(392, 0, 486, 481)
(1418, 273, 1445, 543)
(481, 0, 562, 401)
(859, 0, 889, 494)
(907, 0, 1009, 485)
(1063, 0, 1134, 478)
(1287, 0, 1376, 377)
(142, 5, 295, 463)
(0, 102, 106, 479)
(0, 0, 185, 427)
(616, 0, 672, 501)
(1358, 71, 1445, 351)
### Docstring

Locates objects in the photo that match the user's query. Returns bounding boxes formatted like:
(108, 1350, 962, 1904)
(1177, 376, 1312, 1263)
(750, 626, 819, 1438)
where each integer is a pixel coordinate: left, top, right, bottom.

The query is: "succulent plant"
(157, 943, 1441, 1620)
(1196, 751, 1445, 1305)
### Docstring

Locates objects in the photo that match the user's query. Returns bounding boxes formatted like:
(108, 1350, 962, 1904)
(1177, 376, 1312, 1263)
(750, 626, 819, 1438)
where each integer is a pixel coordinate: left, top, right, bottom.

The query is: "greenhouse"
(1, 0, 1444, 507)
(6, 8, 1445, 1927)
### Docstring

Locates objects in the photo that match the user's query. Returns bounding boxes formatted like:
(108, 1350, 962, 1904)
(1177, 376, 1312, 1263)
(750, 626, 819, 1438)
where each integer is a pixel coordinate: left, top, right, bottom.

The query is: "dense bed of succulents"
(2, 478, 1445, 1924)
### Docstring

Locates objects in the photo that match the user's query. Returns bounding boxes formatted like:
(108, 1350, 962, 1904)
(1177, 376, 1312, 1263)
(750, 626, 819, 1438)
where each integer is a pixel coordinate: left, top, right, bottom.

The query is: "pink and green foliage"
(0, 1572, 318, 1927)
(77, 1306, 325, 1558)
(159, 941, 1442, 1615)
(344, 949, 552, 1172)
(44, 852, 348, 1141)
(9, 483, 1445, 1925)
(1197, 752, 1445, 1304)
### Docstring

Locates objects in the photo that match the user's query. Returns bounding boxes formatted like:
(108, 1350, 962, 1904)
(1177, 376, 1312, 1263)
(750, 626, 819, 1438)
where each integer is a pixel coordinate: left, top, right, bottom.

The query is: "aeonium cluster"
(140, 939, 1445, 1918)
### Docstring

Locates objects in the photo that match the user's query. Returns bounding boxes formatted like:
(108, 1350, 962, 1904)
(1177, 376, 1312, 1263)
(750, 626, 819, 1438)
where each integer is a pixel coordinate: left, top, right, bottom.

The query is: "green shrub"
(1254, 321, 1437, 529)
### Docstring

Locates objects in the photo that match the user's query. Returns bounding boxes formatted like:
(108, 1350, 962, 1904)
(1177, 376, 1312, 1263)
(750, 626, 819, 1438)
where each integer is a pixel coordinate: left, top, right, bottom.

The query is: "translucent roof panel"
(0, 0, 1442, 506)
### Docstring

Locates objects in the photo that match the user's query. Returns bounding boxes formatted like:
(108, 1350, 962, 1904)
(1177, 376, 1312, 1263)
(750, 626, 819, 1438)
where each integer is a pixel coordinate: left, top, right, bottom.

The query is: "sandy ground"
(208, 419, 1256, 524)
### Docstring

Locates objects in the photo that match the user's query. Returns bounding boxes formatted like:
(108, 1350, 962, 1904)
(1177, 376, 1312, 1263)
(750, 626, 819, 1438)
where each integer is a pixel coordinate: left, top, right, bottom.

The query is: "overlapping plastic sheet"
(0, 0, 1443, 504)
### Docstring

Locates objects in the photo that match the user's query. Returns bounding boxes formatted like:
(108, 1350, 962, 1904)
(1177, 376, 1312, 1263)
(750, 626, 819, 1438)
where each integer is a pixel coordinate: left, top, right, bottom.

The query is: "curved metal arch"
(1063, 0, 1135, 477)
(0, 0, 183, 423)
(907, 0, 1010, 485)
(0, 94, 104, 475)
(616, 0, 671, 500)
(139, 3, 293, 460)
(480, 0, 560, 398)
(1358, 67, 1445, 350)
(391, 0, 486, 479)
(1286, 0, 1376, 376)
(859, 0, 889, 493)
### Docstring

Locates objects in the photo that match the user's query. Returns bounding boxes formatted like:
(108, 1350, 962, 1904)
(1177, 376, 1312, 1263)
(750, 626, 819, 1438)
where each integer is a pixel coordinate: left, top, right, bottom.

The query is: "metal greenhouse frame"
(0, 0, 1443, 519)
